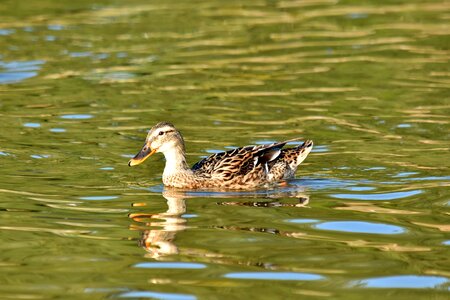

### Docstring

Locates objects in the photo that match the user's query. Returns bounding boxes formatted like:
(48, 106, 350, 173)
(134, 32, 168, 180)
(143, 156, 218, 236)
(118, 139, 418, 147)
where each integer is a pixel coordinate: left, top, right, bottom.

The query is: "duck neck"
(162, 145, 191, 177)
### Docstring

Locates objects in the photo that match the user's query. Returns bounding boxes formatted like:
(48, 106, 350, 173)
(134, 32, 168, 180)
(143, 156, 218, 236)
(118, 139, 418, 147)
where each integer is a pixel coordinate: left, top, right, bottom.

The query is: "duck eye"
(158, 131, 164, 136)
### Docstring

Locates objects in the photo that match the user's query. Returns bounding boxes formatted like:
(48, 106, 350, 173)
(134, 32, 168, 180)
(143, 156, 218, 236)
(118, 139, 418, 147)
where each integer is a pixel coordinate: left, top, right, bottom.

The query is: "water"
(0, 0, 449, 299)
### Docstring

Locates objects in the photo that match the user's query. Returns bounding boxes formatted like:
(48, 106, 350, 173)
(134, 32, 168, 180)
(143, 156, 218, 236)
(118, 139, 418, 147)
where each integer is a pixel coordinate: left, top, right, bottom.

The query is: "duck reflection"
(217, 194, 309, 208)
(129, 192, 187, 259)
(129, 187, 310, 259)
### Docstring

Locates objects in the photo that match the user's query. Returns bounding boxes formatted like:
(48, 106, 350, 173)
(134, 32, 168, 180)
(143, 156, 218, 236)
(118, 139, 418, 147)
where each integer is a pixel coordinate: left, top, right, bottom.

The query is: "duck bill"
(128, 145, 157, 166)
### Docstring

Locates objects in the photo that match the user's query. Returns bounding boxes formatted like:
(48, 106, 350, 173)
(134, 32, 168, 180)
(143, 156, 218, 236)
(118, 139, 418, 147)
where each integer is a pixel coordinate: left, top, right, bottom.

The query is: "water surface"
(0, 0, 449, 299)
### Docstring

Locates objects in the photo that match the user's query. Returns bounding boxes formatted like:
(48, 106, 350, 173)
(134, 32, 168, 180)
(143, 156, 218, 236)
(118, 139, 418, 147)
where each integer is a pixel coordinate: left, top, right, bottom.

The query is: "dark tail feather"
(297, 139, 313, 149)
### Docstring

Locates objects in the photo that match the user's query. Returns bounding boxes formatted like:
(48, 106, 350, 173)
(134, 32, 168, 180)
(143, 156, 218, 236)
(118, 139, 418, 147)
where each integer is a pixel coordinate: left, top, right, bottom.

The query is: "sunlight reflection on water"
(23, 122, 41, 128)
(331, 190, 422, 200)
(350, 275, 449, 289)
(0, 60, 44, 84)
(314, 221, 405, 235)
(134, 262, 206, 269)
(118, 291, 196, 300)
(49, 128, 67, 133)
(224, 272, 324, 281)
(60, 114, 94, 120)
(79, 196, 119, 201)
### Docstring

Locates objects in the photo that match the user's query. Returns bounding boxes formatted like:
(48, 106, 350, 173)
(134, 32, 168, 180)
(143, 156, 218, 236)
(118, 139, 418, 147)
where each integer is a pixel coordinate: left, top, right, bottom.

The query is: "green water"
(1, 0, 449, 299)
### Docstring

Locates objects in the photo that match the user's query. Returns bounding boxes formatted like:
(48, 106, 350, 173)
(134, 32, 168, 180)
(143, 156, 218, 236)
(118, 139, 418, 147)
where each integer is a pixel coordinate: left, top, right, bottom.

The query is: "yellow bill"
(128, 145, 157, 166)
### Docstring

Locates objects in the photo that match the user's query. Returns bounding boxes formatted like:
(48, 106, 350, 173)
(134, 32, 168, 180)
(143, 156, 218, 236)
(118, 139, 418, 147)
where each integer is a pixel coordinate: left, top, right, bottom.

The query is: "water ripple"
(23, 122, 41, 128)
(0, 60, 45, 84)
(350, 275, 449, 289)
(405, 176, 450, 182)
(60, 114, 93, 120)
(314, 221, 405, 235)
(79, 196, 119, 201)
(118, 290, 196, 300)
(331, 190, 422, 200)
(224, 272, 324, 281)
(287, 219, 320, 224)
(134, 262, 206, 269)
(50, 128, 67, 133)
(0, 29, 15, 36)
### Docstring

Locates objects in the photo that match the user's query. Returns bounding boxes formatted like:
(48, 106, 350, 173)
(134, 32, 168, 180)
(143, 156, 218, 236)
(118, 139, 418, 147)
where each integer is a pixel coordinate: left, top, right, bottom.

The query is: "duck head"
(128, 122, 185, 167)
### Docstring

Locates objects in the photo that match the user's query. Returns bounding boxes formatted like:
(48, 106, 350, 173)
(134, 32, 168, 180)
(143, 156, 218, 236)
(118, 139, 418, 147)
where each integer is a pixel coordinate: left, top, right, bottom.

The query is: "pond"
(0, 0, 449, 299)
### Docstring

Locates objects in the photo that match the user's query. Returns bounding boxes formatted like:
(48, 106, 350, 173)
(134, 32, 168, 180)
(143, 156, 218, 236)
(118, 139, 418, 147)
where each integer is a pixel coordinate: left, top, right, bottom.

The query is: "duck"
(128, 122, 313, 190)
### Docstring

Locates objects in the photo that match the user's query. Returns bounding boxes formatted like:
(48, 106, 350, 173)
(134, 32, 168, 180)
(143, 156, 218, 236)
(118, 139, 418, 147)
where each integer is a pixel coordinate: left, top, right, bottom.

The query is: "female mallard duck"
(128, 122, 313, 189)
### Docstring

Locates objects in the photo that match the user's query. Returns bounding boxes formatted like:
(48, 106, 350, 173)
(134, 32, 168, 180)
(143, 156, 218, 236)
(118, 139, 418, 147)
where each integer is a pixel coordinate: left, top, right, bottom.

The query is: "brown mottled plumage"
(128, 122, 313, 189)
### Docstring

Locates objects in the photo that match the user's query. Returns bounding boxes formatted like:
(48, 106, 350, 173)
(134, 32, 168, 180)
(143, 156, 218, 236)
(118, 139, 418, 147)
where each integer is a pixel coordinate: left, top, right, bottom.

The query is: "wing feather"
(192, 138, 303, 180)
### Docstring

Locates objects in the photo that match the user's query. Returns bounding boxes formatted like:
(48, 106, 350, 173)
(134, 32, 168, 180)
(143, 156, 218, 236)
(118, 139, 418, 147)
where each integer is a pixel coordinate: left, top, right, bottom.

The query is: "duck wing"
(192, 139, 302, 180)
